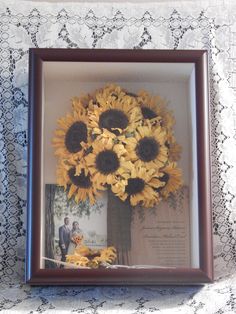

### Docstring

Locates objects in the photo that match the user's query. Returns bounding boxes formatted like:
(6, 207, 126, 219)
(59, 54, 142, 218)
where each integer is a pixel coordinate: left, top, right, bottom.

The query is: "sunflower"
(137, 90, 163, 119)
(84, 138, 129, 190)
(165, 133, 182, 162)
(111, 164, 165, 207)
(66, 254, 90, 267)
(156, 162, 183, 198)
(124, 123, 168, 170)
(88, 84, 142, 137)
(56, 159, 100, 205)
(94, 247, 117, 264)
(169, 142, 182, 161)
(52, 110, 89, 162)
(66, 245, 117, 268)
(155, 103, 175, 132)
(137, 90, 175, 131)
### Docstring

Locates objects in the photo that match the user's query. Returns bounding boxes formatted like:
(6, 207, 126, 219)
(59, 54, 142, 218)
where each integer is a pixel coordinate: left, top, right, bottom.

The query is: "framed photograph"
(26, 48, 213, 285)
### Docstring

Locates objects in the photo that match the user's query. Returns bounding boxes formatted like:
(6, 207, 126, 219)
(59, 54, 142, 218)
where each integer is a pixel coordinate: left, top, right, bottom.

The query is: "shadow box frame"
(26, 48, 213, 285)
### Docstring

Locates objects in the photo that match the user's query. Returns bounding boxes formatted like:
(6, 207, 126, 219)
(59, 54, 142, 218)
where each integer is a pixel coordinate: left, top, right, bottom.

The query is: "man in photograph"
(59, 217, 71, 266)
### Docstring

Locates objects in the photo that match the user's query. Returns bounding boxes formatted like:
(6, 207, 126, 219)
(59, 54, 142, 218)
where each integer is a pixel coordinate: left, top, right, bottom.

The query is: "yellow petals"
(53, 83, 182, 208)
(158, 162, 183, 199)
(66, 245, 117, 269)
(68, 184, 77, 199)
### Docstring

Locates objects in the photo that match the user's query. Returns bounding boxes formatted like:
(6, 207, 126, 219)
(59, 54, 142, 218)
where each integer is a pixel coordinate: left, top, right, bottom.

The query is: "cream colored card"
(129, 186, 190, 267)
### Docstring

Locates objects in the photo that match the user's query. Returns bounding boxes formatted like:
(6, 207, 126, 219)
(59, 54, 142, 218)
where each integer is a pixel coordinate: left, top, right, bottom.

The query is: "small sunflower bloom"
(156, 162, 183, 198)
(111, 165, 165, 208)
(84, 138, 128, 190)
(124, 124, 168, 170)
(88, 85, 142, 137)
(56, 159, 100, 205)
(52, 110, 89, 162)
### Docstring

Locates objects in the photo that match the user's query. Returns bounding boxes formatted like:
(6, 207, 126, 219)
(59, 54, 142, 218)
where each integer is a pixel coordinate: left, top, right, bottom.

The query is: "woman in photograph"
(67, 221, 83, 255)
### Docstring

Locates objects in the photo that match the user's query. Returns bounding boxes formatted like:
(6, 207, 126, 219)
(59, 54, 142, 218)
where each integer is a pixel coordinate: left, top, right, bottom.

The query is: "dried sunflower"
(111, 164, 165, 207)
(165, 133, 182, 162)
(88, 85, 142, 137)
(66, 245, 117, 268)
(124, 123, 168, 170)
(156, 162, 183, 198)
(56, 159, 100, 205)
(156, 103, 175, 132)
(84, 138, 129, 190)
(93, 247, 117, 264)
(137, 90, 164, 119)
(137, 90, 175, 131)
(52, 110, 89, 162)
(66, 254, 90, 267)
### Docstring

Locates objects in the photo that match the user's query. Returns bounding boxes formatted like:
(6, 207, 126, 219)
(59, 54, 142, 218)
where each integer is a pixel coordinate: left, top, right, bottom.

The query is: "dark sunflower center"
(125, 178, 145, 195)
(68, 167, 91, 188)
(141, 106, 158, 119)
(160, 172, 170, 184)
(95, 150, 120, 174)
(99, 109, 129, 133)
(136, 137, 159, 162)
(65, 121, 88, 153)
(155, 172, 169, 193)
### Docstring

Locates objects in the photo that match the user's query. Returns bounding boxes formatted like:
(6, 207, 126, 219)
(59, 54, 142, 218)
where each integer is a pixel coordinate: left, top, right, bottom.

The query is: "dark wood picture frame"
(26, 48, 213, 285)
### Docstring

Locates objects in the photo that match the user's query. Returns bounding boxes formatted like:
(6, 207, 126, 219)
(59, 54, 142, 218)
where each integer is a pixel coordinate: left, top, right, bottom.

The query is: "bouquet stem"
(107, 189, 132, 265)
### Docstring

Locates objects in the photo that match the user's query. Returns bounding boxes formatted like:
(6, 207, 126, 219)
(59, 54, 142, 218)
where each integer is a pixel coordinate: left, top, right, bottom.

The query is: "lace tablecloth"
(0, 0, 236, 312)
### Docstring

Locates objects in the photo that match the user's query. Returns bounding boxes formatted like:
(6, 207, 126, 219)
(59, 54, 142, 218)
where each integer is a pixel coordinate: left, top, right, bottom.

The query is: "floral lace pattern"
(0, 0, 236, 312)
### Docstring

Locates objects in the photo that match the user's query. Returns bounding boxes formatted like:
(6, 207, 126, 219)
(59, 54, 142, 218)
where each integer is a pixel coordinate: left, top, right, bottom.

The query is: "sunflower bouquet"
(66, 245, 117, 268)
(53, 84, 183, 208)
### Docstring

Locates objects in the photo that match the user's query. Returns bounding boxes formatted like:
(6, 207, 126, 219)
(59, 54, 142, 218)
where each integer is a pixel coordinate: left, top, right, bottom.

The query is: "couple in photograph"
(58, 217, 82, 265)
